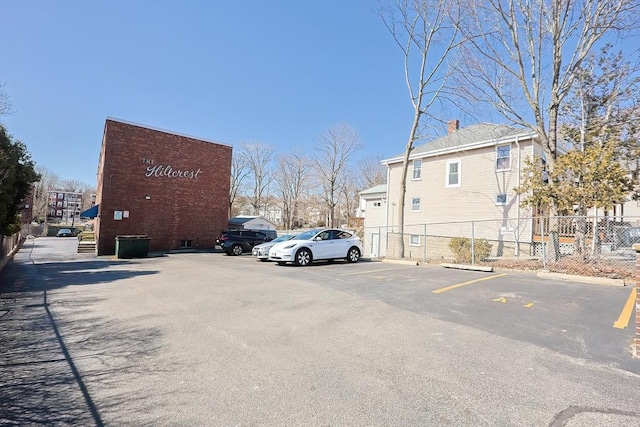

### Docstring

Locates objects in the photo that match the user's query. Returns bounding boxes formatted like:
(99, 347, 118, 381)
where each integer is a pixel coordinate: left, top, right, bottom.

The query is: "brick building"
(95, 118, 232, 255)
(46, 190, 83, 224)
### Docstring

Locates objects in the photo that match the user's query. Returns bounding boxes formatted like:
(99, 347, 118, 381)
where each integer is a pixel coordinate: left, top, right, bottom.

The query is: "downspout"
(515, 136, 521, 257)
(385, 163, 391, 251)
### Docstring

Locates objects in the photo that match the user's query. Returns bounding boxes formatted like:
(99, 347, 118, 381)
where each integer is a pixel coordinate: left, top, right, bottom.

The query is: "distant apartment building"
(18, 186, 35, 224)
(46, 190, 83, 224)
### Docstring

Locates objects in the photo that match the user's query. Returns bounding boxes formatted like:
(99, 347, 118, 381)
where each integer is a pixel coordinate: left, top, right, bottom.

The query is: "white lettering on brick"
(145, 164, 202, 179)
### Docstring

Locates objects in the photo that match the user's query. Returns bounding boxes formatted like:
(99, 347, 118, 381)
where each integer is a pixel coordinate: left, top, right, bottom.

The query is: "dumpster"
(115, 235, 150, 258)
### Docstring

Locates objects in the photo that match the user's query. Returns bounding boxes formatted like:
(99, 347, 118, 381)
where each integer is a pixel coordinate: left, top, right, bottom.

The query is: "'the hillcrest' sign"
(142, 158, 202, 179)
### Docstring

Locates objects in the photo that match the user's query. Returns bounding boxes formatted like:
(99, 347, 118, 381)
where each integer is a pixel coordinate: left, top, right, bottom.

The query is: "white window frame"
(409, 235, 420, 246)
(412, 159, 422, 180)
(411, 197, 421, 212)
(446, 160, 460, 187)
(496, 193, 508, 205)
(496, 144, 511, 171)
(373, 201, 381, 208)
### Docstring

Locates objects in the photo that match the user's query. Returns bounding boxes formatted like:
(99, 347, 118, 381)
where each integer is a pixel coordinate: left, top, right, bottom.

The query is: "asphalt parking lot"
(1, 237, 639, 426)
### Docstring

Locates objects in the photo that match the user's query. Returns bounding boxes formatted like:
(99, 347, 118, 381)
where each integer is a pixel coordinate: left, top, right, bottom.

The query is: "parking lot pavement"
(269, 258, 639, 374)
(1, 239, 639, 426)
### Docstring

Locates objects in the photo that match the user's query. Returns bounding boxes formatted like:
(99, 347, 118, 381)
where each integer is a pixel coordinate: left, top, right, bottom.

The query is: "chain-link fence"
(363, 215, 640, 280)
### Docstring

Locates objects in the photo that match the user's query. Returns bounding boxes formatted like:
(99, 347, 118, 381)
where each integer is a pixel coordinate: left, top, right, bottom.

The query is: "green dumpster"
(115, 235, 150, 258)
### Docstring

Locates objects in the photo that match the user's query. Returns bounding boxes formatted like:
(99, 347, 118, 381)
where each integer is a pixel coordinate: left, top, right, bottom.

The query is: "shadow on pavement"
(0, 257, 170, 425)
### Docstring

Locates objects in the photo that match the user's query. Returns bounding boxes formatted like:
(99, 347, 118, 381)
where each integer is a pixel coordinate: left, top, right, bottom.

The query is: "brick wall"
(96, 119, 232, 255)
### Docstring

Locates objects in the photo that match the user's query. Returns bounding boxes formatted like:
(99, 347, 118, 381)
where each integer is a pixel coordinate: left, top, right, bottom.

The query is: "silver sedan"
(252, 234, 297, 261)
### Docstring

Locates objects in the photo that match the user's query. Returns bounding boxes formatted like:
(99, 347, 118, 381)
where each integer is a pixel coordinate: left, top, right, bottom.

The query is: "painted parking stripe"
(432, 273, 507, 294)
(613, 287, 637, 329)
(340, 267, 417, 276)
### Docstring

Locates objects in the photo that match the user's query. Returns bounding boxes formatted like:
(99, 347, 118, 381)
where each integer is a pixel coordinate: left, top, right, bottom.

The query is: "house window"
(411, 197, 421, 211)
(446, 160, 460, 187)
(412, 159, 422, 180)
(496, 193, 508, 205)
(496, 145, 511, 170)
(410, 235, 420, 246)
(373, 202, 382, 207)
(181, 240, 192, 248)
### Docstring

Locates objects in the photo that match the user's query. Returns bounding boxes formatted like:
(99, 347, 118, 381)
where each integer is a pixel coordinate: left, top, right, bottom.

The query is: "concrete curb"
(440, 263, 494, 272)
(381, 258, 420, 266)
(536, 271, 627, 287)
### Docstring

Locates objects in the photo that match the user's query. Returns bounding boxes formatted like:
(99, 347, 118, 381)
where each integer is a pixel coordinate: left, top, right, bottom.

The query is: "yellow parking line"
(432, 273, 507, 294)
(613, 287, 636, 329)
(340, 267, 416, 276)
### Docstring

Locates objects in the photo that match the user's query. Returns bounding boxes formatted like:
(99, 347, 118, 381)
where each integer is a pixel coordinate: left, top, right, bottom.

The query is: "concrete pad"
(537, 271, 627, 287)
(440, 263, 494, 272)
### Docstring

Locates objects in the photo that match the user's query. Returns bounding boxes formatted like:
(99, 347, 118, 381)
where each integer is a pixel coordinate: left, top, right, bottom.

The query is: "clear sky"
(0, 0, 421, 187)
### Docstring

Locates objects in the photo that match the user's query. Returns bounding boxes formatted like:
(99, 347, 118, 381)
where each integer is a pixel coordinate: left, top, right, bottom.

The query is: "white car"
(268, 228, 362, 266)
(252, 234, 297, 261)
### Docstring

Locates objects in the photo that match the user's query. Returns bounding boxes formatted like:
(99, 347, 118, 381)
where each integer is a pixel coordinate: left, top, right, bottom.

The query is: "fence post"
(423, 224, 427, 263)
(471, 221, 476, 265)
(633, 244, 640, 358)
(541, 217, 546, 269)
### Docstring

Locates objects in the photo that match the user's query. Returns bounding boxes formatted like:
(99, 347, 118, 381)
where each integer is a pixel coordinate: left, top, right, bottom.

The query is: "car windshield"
(271, 234, 296, 243)
(295, 229, 323, 240)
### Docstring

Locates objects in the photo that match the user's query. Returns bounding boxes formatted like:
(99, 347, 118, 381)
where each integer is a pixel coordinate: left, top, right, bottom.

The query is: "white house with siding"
(378, 120, 543, 259)
(358, 184, 387, 257)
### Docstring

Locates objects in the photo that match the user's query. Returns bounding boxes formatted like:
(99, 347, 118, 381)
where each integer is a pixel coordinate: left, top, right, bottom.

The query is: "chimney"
(448, 119, 460, 134)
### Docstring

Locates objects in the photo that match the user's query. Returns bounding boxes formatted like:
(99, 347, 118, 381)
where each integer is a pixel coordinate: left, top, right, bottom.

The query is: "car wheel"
(295, 248, 312, 266)
(346, 247, 361, 263)
(259, 258, 268, 262)
(231, 244, 243, 256)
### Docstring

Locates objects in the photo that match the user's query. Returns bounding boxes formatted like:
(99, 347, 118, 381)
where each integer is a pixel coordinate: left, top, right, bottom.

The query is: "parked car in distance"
(252, 234, 297, 261)
(268, 228, 362, 266)
(56, 228, 73, 237)
(216, 230, 272, 256)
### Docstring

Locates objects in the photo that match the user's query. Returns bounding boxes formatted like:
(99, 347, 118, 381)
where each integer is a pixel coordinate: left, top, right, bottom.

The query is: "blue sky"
(0, 0, 421, 186)
(2, 1, 636, 188)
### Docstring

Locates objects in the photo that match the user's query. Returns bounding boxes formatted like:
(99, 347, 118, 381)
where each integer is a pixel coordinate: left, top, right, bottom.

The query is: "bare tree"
(313, 124, 361, 228)
(229, 152, 250, 217)
(60, 179, 88, 192)
(0, 84, 13, 117)
(240, 142, 275, 216)
(357, 155, 387, 189)
(275, 150, 310, 230)
(453, 0, 639, 168)
(32, 166, 61, 222)
(339, 168, 362, 227)
(379, 0, 465, 257)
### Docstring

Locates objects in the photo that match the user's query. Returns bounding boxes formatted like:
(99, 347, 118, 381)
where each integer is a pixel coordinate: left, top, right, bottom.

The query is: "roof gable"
(359, 184, 386, 195)
(385, 123, 536, 163)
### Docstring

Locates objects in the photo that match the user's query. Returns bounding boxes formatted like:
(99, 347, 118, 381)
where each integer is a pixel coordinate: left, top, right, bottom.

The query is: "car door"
(310, 230, 334, 260)
(331, 230, 353, 258)
(246, 231, 268, 250)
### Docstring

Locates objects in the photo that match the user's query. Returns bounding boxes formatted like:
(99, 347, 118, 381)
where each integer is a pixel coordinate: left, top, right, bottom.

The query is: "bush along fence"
(362, 215, 640, 280)
(0, 233, 23, 274)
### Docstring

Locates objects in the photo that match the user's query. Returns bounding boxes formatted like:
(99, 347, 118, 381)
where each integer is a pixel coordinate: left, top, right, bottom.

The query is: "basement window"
(180, 240, 193, 248)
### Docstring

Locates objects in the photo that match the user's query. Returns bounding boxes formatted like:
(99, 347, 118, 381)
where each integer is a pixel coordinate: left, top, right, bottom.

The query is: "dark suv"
(216, 230, 272, 256)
